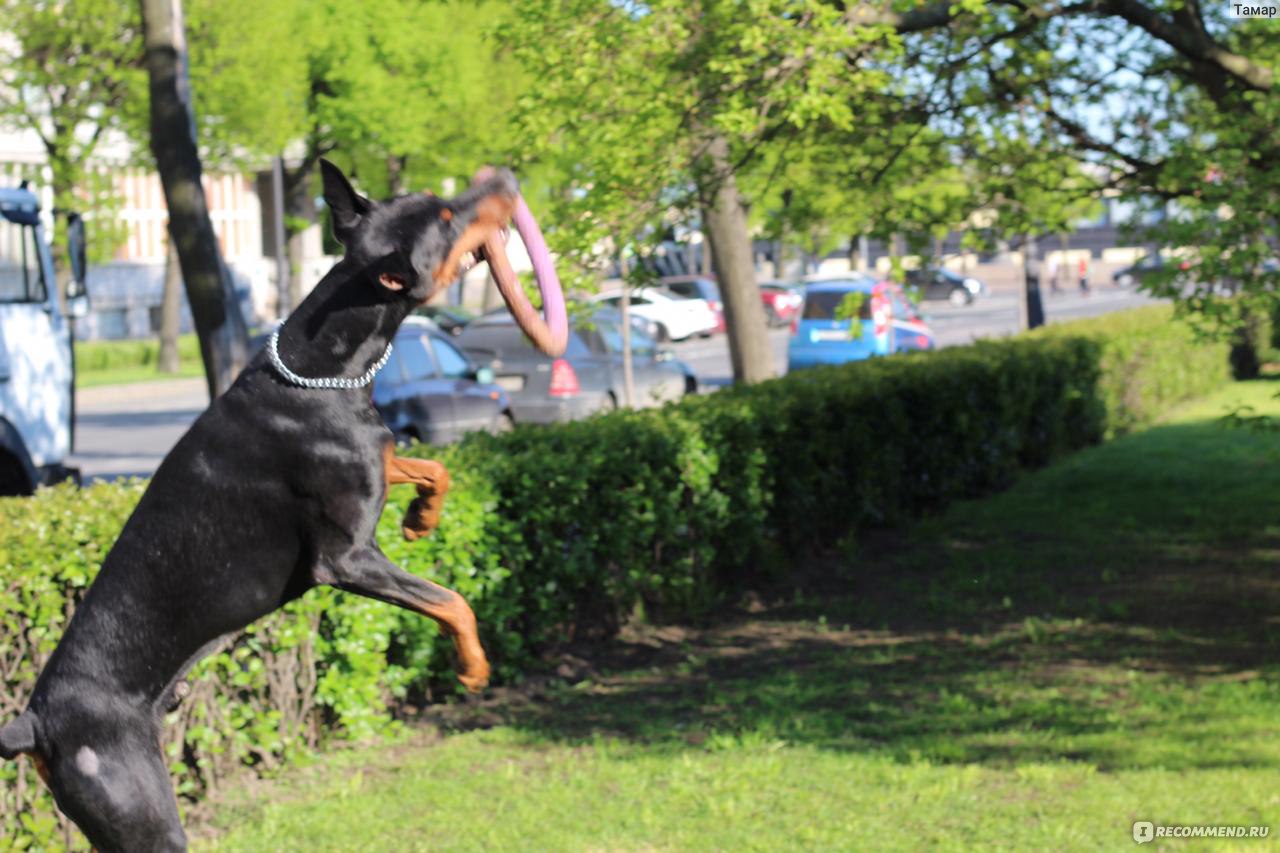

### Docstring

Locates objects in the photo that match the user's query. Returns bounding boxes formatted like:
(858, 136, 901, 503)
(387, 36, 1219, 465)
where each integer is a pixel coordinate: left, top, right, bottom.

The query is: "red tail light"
(549, 358, 580, 397)
(872, 294, 890, 336)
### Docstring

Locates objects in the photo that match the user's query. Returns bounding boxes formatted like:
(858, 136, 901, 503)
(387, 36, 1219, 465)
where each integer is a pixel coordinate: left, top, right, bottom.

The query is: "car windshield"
(431, 337, 471, 378)
(594, 316, 658, 355)
(802, 290, 872, 321)
(665, 278, 718, 300)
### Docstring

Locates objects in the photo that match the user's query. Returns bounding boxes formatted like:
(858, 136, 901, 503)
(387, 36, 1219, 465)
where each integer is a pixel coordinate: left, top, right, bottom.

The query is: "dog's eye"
(379, 272, 407, 291)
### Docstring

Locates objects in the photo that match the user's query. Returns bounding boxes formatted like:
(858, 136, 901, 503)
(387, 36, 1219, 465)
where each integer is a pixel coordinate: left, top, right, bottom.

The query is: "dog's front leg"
(385, 451, 451, 541)
(329, 545, 489, 691)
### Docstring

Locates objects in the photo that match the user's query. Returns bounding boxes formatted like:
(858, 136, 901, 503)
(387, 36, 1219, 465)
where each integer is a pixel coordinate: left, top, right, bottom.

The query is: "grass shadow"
(423, 394, 1280, 774)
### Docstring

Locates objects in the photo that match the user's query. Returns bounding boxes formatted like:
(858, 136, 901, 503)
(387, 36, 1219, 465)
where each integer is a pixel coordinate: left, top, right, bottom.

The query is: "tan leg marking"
(27, 751, 51, 788)
(381, 449, 486, 689)
(384, 446, 452, 541)
(415, 589, 489, 692)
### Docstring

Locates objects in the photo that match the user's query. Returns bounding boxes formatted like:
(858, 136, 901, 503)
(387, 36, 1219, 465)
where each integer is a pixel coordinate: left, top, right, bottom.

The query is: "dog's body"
(0, 162, 516, 851)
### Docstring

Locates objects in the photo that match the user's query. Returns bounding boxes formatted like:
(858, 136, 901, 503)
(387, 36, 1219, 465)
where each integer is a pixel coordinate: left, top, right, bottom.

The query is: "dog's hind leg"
(326, 544, 489, 691)
(42, 728, 187, 853)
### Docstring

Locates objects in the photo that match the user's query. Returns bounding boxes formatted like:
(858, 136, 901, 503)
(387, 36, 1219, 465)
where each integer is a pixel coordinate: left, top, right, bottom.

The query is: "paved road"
(70, 286, 1154, 481)
(674, 286, 1155, 387)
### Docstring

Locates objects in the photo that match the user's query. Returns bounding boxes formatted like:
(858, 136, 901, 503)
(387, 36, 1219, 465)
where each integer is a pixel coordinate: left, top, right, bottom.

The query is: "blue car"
(373, 318, 514, 444)
(787, 277, 935, 371)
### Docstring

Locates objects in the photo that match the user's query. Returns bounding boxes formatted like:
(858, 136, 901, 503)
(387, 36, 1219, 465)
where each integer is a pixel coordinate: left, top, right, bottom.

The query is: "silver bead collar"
(267, 329, 393, 390)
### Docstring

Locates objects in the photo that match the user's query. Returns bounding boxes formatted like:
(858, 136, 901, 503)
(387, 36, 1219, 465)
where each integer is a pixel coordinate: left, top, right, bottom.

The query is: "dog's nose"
(488, 168, 518, 198)
(468, 166, 519, 201)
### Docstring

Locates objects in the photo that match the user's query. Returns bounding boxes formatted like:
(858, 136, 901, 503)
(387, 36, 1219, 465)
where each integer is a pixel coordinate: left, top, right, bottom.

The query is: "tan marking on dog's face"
(430, 194, 516, 289)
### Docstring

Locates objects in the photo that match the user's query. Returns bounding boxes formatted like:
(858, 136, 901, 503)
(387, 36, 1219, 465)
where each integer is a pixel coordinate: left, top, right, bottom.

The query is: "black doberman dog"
(0, 161, 520, 851)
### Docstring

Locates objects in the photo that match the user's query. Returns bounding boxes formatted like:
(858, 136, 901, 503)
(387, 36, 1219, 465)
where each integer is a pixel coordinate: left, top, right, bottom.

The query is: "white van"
(0, 184, 88, 495)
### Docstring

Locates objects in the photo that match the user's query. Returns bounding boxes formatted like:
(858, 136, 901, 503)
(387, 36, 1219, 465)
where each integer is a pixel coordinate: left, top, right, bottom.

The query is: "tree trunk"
(49, 168, 75, 314)
(620, 286, 636, 407)
(1021, 235, 1045, 330)
(157, 236, 182, 372)
(697, 134, 774, 384)
(140, 0, 248, 399)
(283, 164, 316, 311)
(270, 155, 290, 318)
(387, 154, 408, 196)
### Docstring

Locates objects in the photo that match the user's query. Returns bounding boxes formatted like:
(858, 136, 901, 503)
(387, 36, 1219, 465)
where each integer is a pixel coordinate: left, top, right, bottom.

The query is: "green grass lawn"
(200, 381, 1280, 852)
(75, 334, 205, 387)
(76, 360, 205, 388)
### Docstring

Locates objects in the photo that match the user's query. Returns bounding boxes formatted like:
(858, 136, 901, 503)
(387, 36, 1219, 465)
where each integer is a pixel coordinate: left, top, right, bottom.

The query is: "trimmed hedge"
(1, 305, 1230, 847)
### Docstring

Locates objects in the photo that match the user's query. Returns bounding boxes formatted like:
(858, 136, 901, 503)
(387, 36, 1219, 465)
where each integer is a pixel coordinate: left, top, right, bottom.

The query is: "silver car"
(455, 309, 697, 422)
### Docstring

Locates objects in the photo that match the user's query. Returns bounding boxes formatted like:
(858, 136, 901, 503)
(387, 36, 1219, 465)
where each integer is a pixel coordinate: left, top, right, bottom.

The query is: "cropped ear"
(320, 159, 371, 245)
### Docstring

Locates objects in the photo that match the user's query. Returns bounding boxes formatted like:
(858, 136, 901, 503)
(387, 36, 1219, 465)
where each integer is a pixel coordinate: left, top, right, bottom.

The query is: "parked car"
(660, 275, 725, 333)
(372, 317, 513, 444)
(788, 277, 934, 371)
(903, 267, 986, 306)
(759, 280, 804, 327)
(589, 287, 718, 341)
(1113, 253, 1190, 287)
(415, 303, 477, 336)
(456, 308, 696, 423)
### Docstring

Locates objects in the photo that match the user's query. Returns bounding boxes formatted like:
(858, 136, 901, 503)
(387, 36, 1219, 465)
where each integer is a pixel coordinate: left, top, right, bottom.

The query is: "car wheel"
(1117, 273, 1134, 288)
(493, 413, 515, 434)
(654, 323, 670, 343)
(0, 451, 31, 497)
(949, 287, 971, 307)
(684, 375, 698, 396)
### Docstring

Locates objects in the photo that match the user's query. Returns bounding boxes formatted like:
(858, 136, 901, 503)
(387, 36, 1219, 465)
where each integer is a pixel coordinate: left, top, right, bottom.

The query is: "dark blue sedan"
(373, 317, 513, 444)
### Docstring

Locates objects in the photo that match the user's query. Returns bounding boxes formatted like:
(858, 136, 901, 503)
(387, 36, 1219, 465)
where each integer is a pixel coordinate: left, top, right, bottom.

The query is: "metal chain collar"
(267, 329, 393, 390)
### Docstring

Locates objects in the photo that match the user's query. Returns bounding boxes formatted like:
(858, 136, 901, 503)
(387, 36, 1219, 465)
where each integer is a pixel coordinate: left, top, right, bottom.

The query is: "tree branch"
(1102, 0, 1272, 91)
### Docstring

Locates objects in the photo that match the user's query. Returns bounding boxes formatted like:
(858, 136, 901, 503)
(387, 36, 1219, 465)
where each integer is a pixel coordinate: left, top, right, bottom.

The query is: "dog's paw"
(457, 656, 490, 693)
(401, 488, 445, 541)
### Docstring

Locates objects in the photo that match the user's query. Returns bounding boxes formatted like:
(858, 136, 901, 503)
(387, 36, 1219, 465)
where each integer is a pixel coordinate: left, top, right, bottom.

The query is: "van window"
(0, 221, 47, 304)
(802, 290, 872, 321)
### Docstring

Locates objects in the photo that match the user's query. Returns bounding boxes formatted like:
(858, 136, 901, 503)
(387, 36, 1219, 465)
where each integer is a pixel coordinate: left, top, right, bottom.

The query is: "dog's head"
(320, 158, 517, 307)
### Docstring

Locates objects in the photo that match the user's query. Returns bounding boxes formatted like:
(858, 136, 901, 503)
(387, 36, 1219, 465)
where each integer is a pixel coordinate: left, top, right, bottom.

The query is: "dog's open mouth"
(433, 181, 567, 357)
(455, 229, 508, 276)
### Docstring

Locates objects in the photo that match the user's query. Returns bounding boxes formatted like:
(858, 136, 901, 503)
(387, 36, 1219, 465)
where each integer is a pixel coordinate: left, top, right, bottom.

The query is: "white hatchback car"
(589, 287, 718, 342)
